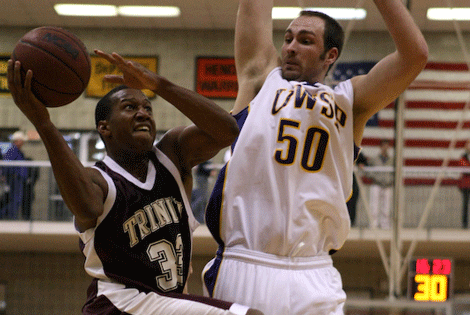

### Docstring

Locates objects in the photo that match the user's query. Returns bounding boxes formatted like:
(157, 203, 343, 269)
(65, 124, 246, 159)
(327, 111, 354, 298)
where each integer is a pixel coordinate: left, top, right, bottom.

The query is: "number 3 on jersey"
(147, 234, 183, 292)
(275, 118, 329, 172)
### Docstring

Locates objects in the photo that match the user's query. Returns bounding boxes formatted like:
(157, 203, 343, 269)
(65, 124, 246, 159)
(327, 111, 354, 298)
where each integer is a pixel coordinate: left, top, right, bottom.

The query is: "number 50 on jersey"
(408, 257, 453, 302)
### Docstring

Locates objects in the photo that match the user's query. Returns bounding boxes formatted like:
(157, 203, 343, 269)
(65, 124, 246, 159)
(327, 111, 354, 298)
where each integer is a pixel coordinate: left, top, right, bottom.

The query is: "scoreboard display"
(408, 257, 453, 302)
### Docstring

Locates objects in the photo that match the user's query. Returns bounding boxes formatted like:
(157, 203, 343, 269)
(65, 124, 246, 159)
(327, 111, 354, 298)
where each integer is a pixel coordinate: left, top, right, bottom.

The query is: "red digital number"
(433, 259, 451, 275)
(416, 258, 431, 274)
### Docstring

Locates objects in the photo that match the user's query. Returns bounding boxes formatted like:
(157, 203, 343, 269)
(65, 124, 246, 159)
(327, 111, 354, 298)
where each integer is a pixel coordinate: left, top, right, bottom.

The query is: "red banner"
(196, 57, 237, 99)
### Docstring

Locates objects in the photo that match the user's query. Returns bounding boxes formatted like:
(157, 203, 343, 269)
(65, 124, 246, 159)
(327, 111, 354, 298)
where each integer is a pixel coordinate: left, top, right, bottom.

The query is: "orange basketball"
(11, 26, 91, 107)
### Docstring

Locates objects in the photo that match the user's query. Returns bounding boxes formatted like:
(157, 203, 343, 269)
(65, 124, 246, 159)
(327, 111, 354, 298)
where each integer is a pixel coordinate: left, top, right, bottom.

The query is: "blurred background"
(1, 0, 470, 314)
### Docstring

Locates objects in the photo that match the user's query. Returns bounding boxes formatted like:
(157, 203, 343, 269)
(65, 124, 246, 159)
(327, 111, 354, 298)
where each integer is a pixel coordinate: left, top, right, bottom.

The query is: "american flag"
(333, 61, 378, 126)
(334, 61, 470, 184)
(333, 61, 377, 82)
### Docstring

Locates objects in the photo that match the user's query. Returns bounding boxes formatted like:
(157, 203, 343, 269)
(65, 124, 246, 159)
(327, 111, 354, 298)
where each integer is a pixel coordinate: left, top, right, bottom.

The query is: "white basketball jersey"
(207, 67, 355, 257)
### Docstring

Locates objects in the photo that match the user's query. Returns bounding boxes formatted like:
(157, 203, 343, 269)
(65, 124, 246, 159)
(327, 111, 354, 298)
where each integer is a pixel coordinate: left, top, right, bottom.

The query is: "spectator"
(0, 131, 28, 220)
(458, 141, 470, 228)
(22, 157, 39, 220)
(367, 140, 394, 229)
(346, 152, 368, 226)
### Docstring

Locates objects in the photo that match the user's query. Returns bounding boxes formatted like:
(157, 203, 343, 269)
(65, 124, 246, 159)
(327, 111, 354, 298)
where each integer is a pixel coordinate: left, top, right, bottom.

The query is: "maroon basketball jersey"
(79, 148, 193, 295)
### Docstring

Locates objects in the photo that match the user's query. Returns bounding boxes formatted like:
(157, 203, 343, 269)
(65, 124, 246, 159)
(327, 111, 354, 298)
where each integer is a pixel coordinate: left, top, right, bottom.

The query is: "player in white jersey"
(203, 0, 428, 314)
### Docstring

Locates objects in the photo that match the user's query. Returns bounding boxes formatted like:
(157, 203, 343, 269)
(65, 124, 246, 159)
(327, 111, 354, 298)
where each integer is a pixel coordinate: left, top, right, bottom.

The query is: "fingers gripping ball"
(11, 26, 91, 107)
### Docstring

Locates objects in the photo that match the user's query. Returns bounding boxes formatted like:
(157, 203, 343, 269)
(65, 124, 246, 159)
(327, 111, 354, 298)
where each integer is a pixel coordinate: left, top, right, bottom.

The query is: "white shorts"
(83, 279, 252, 315)
(203, 247, 346, 315)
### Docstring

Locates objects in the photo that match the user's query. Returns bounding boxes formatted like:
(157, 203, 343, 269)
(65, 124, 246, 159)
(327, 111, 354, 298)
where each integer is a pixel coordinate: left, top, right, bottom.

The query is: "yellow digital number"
(414, 274, 430, 301)
(430, 275, 447, 302)
(414, 274, 447, 302)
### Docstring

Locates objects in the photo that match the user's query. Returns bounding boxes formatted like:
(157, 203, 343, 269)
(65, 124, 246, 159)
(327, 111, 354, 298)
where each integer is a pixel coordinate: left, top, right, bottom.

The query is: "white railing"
(0, 161, 468, 230)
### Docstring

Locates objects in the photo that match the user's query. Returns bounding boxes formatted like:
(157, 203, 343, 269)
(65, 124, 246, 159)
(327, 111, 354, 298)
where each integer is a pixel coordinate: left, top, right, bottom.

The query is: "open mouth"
(135, 126, 150, 132)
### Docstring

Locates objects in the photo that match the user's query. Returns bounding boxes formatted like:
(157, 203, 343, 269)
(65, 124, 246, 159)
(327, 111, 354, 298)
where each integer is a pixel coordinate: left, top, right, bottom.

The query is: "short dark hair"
(95, 85, 130, 127)
(299, 10, 344, 68)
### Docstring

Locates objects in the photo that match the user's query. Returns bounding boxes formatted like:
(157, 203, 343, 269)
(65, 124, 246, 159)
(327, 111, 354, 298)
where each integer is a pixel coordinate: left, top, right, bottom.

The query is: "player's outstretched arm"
(351, 0, 428, 144)
(7, 60, 106, 231)
(153, 75, 240, 171)
(233, 0, 279, 115)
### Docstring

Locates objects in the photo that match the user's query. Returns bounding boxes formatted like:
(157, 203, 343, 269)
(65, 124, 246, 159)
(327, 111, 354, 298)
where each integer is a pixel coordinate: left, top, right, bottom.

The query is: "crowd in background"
(1, 130, 470, 230)
(0, 131, 39, 220)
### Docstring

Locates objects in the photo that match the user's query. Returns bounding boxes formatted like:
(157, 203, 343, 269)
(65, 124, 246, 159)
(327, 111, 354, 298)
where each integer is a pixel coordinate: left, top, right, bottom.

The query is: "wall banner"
(0, 55, 10, 96)
(196, 57, 237, 99)
(86, 55, 158, 98)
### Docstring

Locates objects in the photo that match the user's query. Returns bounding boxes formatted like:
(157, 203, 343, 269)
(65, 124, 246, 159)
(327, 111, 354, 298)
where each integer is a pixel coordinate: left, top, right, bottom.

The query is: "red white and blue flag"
(334, 61, 470, 184)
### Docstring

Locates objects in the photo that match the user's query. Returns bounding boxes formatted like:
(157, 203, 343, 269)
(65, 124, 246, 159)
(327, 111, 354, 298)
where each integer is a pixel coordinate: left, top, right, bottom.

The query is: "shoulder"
(87, 166, 109, 195)
(156, 128, 187, 174)
(4, 146, 18, 159)
(233, 65, 280, 115)
(333, 79, 354, 100)
(156, 127, 185, 159)
(237, 51, 280, 86)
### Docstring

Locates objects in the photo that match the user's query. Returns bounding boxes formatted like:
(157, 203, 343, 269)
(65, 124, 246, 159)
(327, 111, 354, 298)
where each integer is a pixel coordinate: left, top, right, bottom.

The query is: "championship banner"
(86, 55, 158, 98)
(196, 57, 238, 99)
(0, 55, 10, 96)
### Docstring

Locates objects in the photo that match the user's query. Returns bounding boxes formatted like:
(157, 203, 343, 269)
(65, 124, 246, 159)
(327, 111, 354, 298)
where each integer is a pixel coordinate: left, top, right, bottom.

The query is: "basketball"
(11, 26, 91, 107)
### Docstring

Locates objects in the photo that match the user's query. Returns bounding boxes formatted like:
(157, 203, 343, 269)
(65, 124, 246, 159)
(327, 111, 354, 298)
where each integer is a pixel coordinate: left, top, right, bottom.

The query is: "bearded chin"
(281, 67, 301, 81)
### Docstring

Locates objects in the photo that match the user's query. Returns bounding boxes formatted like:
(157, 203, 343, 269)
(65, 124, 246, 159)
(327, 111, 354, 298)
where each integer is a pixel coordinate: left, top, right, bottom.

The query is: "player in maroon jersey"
(7, 51, 262, 315)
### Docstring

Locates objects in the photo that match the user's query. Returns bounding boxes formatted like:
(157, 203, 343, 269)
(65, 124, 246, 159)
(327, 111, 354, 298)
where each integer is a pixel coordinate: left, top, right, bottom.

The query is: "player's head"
(299, 10, 344, 60)
(95, 85, 130, 128)
(95, 85, 157, 152)
(281, 10, 344, 83)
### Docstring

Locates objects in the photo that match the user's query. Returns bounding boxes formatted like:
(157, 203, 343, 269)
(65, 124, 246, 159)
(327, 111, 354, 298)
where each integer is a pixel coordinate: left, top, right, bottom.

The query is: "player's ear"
(325, 47, 339, 66)
(97, 121, 110, 137)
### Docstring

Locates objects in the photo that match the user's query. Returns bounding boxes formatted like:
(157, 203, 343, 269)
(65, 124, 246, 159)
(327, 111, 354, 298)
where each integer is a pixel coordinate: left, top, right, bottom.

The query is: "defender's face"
(281, 15, 328, 83)
(107, 89, 157, 151)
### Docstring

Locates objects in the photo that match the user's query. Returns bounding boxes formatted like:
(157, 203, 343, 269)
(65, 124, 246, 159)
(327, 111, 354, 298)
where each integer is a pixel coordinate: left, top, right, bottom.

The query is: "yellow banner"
(0, 55, 10, 96)
(86, 55, 158, 98)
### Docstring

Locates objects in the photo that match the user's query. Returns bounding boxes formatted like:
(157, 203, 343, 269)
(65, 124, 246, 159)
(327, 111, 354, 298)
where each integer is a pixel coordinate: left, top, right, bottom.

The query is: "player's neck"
(111, 152, 150, 182)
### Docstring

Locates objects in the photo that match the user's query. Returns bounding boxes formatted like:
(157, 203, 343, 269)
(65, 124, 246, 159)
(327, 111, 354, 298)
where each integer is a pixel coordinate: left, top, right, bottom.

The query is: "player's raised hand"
(7, 59, 51, 126)
(94, 49, 161, 92)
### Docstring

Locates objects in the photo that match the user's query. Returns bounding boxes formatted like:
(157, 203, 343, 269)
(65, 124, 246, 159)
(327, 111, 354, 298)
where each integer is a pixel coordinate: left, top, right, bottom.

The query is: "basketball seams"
(41, 26, 92, 69)
(17, 39, 88, 89)
(22, 66, 82, 98)
(12, 26, 91, 107)
(19, 66, 80, 106)
(10, 55, 79, 106)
